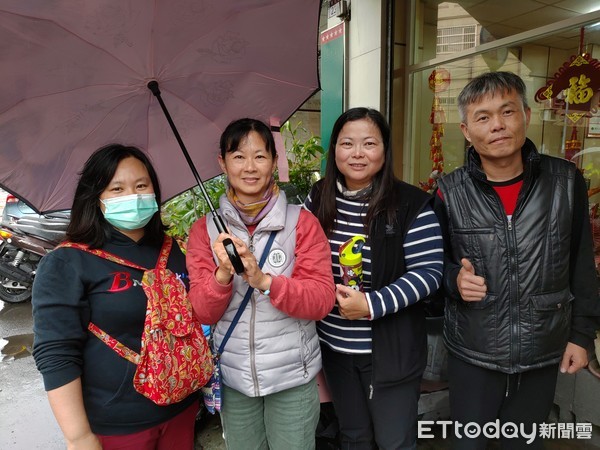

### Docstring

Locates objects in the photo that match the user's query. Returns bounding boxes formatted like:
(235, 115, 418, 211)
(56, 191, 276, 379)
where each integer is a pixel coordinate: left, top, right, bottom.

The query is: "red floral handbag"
(60, 236, 213, 406)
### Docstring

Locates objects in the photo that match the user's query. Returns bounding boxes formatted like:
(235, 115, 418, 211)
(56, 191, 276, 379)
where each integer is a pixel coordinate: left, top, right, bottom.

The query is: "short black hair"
(66, 144, 164, 248)
(458, 71, 528, 123)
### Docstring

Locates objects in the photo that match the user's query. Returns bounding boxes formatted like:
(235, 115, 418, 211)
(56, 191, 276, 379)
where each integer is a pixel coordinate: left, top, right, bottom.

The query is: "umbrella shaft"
(146, 81, 220, 221)
(147, 81, 238, 272)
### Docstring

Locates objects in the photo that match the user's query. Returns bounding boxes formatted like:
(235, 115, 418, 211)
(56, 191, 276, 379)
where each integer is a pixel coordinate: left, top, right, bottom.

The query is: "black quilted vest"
(438, 139, 576, 373)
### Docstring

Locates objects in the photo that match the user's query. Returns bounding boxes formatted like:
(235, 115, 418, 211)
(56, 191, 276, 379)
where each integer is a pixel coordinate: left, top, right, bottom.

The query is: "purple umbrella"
(0, 0, 321, 215)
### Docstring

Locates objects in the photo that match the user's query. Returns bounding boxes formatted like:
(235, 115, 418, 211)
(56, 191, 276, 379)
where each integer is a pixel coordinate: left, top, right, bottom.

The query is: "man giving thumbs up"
(434, 71, 599, 450)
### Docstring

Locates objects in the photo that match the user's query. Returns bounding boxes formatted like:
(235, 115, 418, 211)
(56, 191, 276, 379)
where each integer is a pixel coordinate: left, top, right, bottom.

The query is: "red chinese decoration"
(564, 125, 582, 162)
(534, 53, 600, 117)
(535, 27, 600, 129)
(421, 68, 450, 192)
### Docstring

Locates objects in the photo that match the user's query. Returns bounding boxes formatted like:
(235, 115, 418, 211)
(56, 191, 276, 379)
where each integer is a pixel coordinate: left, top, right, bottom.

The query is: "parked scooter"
(0, 212, 70, 303)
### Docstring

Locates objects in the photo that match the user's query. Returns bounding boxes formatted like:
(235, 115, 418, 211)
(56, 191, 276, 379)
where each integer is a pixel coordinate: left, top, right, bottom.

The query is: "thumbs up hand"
(457, 258, 487, 302)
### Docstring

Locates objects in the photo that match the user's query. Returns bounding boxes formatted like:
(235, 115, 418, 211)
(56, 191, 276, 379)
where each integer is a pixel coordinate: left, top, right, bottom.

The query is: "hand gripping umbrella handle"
(147, 80, 244, 274)
(213, 216, 246, 276)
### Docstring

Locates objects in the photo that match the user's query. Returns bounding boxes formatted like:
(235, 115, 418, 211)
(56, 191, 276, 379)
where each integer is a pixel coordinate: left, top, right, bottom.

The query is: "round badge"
(268, 249, 286, 268)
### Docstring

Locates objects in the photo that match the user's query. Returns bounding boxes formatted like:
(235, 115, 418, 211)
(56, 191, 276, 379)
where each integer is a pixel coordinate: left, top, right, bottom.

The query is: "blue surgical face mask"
(101, 193, 158, 231)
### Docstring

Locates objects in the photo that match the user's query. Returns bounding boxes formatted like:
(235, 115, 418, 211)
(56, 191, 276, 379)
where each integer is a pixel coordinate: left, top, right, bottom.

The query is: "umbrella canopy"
(0, 0, 320, 213)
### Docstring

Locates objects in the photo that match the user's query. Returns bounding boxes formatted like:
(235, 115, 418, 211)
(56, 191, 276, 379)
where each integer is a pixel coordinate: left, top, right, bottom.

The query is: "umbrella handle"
(212, 215, 244, 275)
(147, 80, 244, 275)
(223, 238, 245, 275)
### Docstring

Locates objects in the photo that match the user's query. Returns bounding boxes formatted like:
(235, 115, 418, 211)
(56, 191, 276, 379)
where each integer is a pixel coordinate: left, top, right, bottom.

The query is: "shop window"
(436, 25, 477, 55)
(400, 0, 600, 276)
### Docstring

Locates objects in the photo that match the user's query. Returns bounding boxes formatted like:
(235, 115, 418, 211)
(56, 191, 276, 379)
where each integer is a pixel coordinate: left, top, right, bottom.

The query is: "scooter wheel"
(0, 279, 32, 303)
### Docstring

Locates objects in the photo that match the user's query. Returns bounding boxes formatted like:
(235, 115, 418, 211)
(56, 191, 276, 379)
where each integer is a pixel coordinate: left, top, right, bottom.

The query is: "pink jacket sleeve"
(268, 209, 335, 320)
(186, 210, 336, 324)
(186, 217, 233, 325)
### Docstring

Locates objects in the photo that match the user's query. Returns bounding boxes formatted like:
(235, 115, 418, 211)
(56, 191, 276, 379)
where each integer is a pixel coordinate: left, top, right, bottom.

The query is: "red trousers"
(97, 401, 199, 450)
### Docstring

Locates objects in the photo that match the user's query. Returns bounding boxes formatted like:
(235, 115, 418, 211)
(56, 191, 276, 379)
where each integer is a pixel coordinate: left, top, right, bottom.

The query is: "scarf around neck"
(226, 176, 280, 225)
(336, 179, 372, 200)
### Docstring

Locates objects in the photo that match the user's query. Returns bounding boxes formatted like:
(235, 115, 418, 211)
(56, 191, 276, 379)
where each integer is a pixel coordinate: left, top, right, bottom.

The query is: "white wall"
(346, 0, 384, 110)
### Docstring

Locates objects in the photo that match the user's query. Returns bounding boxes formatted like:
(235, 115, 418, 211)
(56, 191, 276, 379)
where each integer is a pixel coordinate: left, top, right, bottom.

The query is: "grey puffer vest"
(207, 192, 321, 396)
(439, 139, 576, 373)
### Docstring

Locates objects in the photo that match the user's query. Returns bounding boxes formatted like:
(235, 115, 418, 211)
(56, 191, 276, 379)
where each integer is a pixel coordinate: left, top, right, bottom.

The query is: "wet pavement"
(196, 412, 226, 449)
(0, 300, 63, 449)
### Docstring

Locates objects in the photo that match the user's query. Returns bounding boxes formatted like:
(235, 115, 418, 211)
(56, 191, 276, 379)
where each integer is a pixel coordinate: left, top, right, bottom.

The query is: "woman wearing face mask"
(32, 144, 199, 450)
(186, 118, 335, 450)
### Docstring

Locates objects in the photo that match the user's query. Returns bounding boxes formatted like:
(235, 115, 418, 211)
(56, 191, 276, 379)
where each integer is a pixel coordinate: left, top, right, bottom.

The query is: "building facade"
(315, 0, 600, 272)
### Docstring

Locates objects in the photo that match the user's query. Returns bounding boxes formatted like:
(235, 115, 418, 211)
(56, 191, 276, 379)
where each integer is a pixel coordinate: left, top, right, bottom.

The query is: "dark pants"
(321, 344, 421, 450)
(448, 354, 559, 450)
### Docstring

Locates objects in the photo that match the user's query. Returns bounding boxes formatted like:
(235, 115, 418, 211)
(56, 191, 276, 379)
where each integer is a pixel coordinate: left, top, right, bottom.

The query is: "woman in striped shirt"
(305, 107, 444, 449)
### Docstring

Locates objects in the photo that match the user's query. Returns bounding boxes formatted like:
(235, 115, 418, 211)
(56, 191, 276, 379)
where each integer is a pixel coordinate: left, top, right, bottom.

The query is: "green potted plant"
(161, 175, 226, 249)
(278, 121, 324, 204)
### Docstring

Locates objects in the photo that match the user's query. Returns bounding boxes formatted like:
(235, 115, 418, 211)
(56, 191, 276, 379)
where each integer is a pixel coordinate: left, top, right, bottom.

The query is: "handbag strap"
(58, 235, 172, 271)
(88, 322, 141, 364)
(217, 231, 277, 355)
(58, 235, 173, 362)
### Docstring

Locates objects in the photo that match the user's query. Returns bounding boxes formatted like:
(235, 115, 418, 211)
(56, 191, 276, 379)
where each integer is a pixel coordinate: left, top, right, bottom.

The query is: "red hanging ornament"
(564, 125, 582, 162)
(420, 69, 450, 192)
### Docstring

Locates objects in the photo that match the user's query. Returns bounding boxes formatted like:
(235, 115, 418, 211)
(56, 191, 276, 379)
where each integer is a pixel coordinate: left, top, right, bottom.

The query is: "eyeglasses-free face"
(218, 131, 277, 204)
(335, 118, 385, 191)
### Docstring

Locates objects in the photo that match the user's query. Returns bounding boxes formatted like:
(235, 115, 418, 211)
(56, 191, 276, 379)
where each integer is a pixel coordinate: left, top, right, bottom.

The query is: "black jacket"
(437, 139, 599, 373)
(369, 180, 434, 385)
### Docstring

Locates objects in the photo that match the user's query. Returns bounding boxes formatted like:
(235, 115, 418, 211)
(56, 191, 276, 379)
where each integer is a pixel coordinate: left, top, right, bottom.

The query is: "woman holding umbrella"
(32, 145, 203, 450)
(186, 118, 335, 450)
(304, 107, 444, 449)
